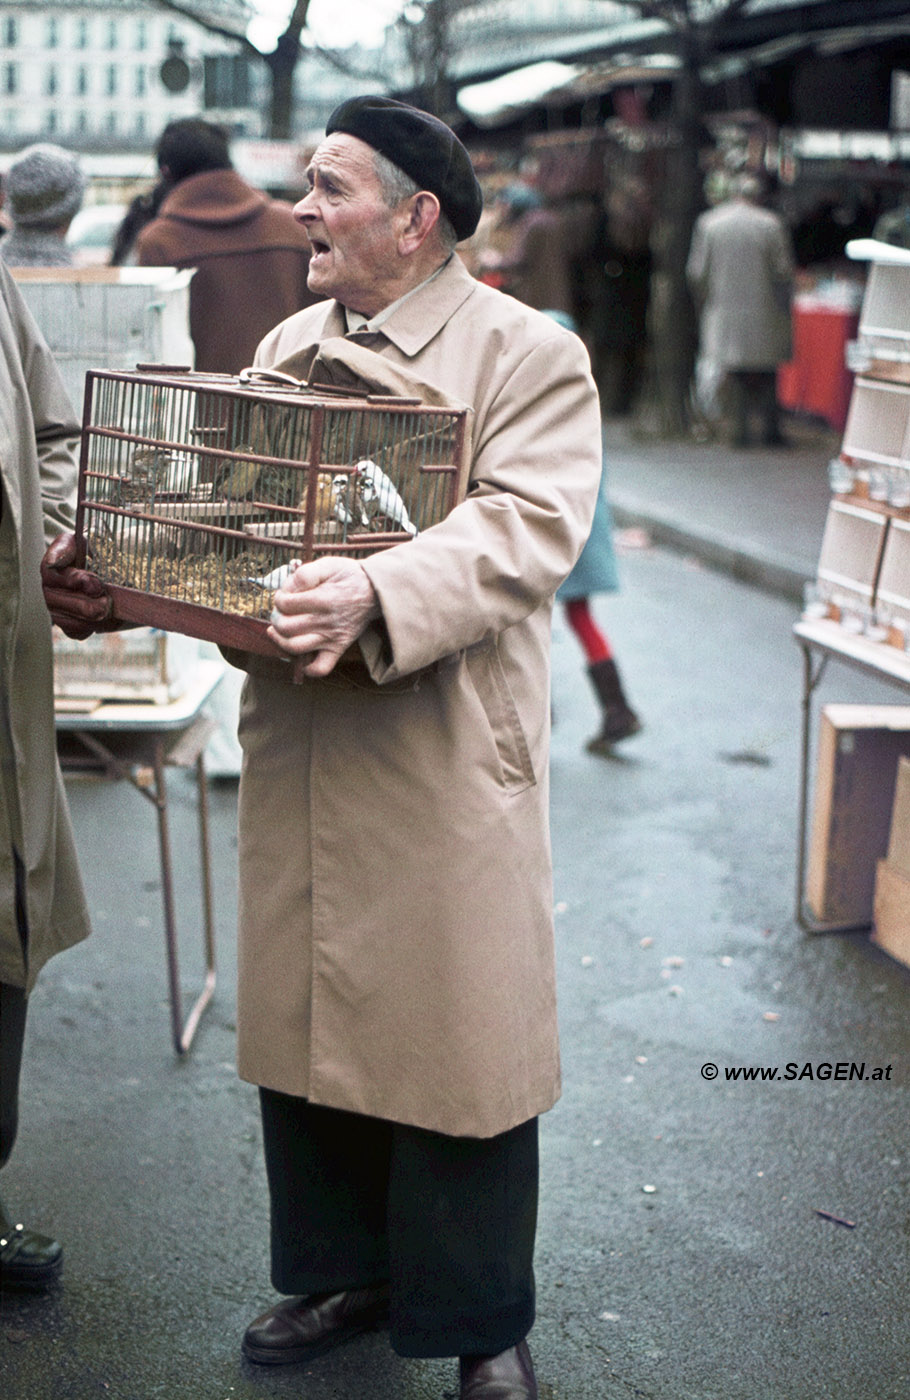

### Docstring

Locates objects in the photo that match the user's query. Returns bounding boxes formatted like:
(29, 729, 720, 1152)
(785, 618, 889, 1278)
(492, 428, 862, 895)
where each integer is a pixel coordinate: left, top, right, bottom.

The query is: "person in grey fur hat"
(1, 143, 85, 267)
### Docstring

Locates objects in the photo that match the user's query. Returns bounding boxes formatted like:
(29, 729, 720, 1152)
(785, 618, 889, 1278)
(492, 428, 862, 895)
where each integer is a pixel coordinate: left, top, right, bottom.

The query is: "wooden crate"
(12, 267, 194, 410)
(53, 627, 200, 705)
(816, 500, 888, 609)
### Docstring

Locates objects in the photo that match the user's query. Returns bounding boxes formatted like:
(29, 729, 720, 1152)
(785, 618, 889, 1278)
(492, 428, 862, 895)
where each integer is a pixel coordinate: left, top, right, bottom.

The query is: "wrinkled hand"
(267, 557, 380, 678)
(41, 532, 115, 639)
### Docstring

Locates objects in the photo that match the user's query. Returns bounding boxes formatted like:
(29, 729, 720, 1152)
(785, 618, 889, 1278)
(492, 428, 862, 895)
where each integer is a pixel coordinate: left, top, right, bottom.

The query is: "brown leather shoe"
(241, 1283, 390, 1365)
(460, 1339, 538, 1399)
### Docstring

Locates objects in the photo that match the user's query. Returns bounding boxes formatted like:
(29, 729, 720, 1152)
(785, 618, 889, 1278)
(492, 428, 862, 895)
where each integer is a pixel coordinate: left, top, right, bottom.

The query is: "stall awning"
(457, 54, 681, 128)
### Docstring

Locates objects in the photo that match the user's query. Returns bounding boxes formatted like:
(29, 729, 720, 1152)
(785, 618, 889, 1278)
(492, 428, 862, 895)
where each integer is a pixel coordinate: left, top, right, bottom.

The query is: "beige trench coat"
(234, 256, 602, 1138)
(0, 262, 91, 991)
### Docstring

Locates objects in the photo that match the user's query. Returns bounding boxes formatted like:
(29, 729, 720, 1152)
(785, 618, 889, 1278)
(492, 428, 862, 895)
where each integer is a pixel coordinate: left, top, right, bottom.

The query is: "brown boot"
(460, 1339, 538, 1398)
(241, 1283, 390, 1365)
(586, 658, 642, 755)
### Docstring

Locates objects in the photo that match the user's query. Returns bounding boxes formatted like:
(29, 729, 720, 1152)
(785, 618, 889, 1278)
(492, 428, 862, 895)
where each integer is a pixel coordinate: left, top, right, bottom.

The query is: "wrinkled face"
(294, 133, 405, 316)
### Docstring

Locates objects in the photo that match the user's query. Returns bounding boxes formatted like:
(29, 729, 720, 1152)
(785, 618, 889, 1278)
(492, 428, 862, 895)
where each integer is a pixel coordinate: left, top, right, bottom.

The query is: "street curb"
(611, 499, 811, 605)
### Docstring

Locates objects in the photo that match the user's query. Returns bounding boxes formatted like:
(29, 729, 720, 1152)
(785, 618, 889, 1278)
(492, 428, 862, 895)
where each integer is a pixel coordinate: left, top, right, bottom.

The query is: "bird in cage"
(357, 459, 417, 535)
(329, 472, 370, 530)
(244, 558, 303, 590)
(126, 447, 171, 502)
(328, 460, 417, 536)
(216, 454, 263, 502)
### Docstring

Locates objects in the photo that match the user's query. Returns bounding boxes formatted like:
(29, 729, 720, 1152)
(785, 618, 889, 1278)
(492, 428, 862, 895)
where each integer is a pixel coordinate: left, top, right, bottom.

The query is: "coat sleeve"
(358, 328, 602, 682)
(1, 264, 80, 545)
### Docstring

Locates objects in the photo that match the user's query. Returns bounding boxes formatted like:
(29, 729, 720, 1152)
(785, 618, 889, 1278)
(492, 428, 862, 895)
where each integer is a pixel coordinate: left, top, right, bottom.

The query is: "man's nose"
(293, 191, 315, 224)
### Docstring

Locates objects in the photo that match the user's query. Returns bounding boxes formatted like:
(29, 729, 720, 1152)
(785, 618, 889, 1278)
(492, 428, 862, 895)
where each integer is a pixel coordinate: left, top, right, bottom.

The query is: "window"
(135, 112, 146, 137)
(3, 17, 17, 47)
(4, 63, 17, 96)
(106, 64, 117, 97)
(106, 111, 117, 134)
(136, 20, 147, 51)
(46, 17, 59, 48)
(46, 110, 57, 133)
(75, 111, 88, 134)
(106, 20, 117, 50)
(135, 66, 146, 97)
(46, 65, 58, 96)
(204, 55, 251, 109)
(76, 66, 88, 97)
(75, 18, 89, 49)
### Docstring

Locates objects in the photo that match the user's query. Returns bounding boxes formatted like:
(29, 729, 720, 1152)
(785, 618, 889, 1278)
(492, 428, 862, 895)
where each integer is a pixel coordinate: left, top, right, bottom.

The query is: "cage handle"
(238, 367, 307, 389)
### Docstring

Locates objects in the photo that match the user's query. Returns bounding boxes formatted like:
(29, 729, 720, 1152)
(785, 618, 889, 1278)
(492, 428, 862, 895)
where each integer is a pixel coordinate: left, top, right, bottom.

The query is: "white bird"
(245, 558, 302, 590)
(355, 459, 417, 536)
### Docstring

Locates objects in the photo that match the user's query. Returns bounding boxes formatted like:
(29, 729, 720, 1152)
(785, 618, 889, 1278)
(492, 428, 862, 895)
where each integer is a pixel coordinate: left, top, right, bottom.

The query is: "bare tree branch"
(149, 0, 262, 59)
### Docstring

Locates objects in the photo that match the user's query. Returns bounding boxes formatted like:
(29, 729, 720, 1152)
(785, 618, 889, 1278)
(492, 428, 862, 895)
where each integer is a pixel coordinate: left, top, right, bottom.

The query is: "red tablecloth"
(777, 300, 860, 432)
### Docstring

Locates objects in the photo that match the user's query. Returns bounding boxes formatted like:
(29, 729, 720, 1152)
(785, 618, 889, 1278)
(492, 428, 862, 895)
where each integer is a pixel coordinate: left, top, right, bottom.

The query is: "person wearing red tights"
(558, 472, 642, 756)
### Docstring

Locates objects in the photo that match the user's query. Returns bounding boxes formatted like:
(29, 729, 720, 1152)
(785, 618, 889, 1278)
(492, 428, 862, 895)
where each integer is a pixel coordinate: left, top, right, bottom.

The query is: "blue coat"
(557, 461, 619, 599)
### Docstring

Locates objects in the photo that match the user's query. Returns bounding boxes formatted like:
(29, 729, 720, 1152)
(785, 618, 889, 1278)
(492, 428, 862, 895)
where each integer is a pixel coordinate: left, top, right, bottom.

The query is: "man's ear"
(398, 191, 441, 254)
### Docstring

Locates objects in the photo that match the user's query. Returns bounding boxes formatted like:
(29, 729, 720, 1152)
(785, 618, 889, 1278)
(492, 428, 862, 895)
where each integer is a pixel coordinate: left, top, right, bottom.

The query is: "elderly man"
(45, 96, 602, 1399)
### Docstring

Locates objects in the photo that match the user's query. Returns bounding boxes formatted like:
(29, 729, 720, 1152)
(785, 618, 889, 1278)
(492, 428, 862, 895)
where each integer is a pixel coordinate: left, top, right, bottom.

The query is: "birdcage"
(76, 366, 471, 657)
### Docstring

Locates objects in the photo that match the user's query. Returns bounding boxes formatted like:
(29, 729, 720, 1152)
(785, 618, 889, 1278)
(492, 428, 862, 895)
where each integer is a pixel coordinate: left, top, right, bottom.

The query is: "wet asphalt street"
(2, 431, 909, 1399)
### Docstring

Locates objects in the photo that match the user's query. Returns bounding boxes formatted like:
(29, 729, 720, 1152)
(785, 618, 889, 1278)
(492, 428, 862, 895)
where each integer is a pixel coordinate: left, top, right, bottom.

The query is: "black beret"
(325, 94, 483, 242)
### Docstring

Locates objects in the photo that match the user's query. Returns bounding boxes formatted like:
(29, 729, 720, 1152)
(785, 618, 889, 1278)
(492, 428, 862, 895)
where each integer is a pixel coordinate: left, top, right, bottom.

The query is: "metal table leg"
(65, 725, 217, 1053)
(151, 738, 216, 1055)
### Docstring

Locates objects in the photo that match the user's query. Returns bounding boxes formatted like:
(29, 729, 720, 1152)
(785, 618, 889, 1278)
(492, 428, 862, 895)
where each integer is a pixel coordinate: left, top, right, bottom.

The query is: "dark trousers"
(726, 369, 782, 445)
(259, 1087, 539, 1358)
(1, 850, 29, 1169)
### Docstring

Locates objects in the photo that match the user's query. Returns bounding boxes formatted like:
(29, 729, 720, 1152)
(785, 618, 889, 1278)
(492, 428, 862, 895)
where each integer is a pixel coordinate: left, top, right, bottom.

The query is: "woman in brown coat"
(134, 117, 318, 374)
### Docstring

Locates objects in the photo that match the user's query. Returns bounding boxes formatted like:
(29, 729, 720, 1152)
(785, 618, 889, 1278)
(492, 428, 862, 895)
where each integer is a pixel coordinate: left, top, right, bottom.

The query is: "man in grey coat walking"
(687, 173, 795, 447)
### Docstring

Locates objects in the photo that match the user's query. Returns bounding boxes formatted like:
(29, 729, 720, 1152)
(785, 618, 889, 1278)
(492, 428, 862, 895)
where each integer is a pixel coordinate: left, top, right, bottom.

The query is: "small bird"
(330, 472, 369, 529)
(356, 459, 417, 535)
(245, 558, 302, 590)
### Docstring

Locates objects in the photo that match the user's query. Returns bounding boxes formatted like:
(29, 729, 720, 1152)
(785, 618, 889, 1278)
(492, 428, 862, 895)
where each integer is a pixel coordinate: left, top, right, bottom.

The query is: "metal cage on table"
(76, 367, 471, 656)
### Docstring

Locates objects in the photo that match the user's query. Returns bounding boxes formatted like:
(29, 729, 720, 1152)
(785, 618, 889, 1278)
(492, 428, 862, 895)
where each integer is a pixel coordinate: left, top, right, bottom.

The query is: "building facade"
(0, 0, 263, 152)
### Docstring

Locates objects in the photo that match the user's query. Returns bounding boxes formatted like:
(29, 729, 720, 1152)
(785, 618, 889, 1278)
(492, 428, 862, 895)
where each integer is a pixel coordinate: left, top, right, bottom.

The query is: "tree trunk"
(649, 36, 704, 436)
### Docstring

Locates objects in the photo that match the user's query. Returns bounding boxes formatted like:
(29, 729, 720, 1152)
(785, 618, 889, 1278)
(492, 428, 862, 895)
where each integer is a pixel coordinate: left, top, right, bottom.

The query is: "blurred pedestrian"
(588, 174, 653, 419)
(488, 183, 642, 755)
(482, 182, 575, 326)
(687, 173, 794, 448)
(0, 259, 107, 1290)
(0, 143, 85, 268)
(109, 178, 168, 266)
(134, 117, 317, 374)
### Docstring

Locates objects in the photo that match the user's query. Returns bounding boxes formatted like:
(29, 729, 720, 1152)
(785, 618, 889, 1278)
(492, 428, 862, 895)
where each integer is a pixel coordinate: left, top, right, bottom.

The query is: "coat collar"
(331, 255, 479, 361)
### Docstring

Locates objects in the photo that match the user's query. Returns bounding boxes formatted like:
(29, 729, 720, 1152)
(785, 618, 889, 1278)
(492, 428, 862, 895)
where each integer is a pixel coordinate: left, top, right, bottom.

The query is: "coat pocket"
(464, 640, 536, 794)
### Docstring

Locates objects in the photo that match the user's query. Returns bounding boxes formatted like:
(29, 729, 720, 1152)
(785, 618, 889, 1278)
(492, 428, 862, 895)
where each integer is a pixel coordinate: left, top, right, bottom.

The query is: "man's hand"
(40, 532, 115, 639)
(267, 557, 381, 678)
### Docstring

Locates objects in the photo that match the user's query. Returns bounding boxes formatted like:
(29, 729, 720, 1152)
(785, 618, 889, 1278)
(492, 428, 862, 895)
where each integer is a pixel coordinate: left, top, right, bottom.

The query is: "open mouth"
(309, 237, 331, 259)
